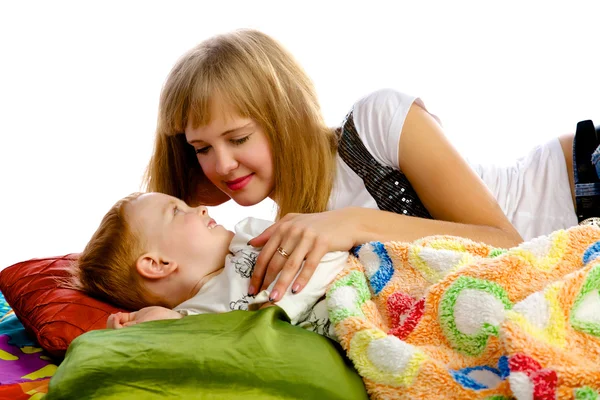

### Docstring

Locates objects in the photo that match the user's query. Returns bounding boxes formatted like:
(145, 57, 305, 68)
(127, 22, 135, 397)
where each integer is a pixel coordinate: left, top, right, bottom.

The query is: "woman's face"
(184, 98, 275, 207)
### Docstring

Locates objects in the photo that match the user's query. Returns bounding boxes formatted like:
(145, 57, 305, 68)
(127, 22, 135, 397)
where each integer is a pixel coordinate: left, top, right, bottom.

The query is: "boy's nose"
(195, 206, 208, 215)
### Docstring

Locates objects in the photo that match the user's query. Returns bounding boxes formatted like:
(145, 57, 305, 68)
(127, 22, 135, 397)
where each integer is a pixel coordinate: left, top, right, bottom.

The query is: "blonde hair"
(144, 29, 337, 218)
(69, 193, 167, 310)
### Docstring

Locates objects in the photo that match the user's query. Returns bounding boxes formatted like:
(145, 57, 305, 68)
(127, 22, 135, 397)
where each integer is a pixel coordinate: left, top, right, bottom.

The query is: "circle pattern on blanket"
(439, 276, 512, 356)
(574, 386, 600, 399)
(409, 246, 474, 284)
(348, 329, 427, 387)
(505, 283, 568, 348)
(327, 227, 600, 398)
(507, 354, 557, 400)
(511, 292, 550, 330)
(509, 230, 568, 272)
(583, 241, 600, 265)
(327, 270, 371, 325)
(570, 264, 600, 337)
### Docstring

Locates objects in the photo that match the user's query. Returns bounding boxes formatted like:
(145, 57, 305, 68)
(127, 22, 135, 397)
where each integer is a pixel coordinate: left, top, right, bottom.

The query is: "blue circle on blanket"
(583, 241, 600, 265)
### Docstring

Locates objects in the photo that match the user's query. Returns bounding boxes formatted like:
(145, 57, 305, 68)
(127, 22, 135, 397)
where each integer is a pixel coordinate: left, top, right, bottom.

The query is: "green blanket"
(45, 307, 368, 399)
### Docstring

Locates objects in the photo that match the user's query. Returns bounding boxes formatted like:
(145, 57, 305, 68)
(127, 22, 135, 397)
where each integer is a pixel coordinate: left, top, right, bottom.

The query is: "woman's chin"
(230, 194, 264, 207)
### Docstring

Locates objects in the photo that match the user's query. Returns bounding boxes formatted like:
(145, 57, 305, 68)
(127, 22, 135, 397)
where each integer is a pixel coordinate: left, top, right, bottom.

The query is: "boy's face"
(128, 193, 234, 276)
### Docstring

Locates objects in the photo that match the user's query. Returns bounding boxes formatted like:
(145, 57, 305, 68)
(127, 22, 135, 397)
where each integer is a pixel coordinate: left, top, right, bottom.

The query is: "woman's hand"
(247, 208, 358, 301)
(106, 306, 183, 329)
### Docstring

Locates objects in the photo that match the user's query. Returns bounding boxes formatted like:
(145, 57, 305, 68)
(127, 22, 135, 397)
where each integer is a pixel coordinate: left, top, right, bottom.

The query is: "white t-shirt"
(327, 88, 576, 240)
(173, 217, 348, 337)
(327, 89, 436, 212)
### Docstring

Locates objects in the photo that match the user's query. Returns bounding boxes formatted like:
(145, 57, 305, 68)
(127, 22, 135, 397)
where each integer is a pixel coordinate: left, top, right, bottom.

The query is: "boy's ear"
(136, 253, 178, 280)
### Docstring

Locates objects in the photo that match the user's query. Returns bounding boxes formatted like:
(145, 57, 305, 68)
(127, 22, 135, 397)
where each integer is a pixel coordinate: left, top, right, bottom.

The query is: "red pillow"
(0, 254, 127, 358)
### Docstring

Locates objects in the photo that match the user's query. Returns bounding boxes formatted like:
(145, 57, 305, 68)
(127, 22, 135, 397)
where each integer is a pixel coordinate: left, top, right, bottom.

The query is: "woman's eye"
(195, 147, 210, 155)
(173, 206, 180, 215)
(232, 136, 250, 145)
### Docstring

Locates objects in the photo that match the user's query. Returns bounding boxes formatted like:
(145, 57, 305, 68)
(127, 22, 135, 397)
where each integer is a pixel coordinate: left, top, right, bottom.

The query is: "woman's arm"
(393, 103, 522, 246)
(345, 206, 520, 247)
(248, 103, 522, 300)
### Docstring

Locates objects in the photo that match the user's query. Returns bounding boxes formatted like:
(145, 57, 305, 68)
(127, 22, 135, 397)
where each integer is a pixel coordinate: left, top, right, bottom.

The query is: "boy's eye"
(173, 206, 181, 215)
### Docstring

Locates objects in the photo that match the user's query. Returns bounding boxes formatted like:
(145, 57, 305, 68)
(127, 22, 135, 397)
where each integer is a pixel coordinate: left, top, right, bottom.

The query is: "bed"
(2, 224, 600, 399)
(0, 255, 368, 399)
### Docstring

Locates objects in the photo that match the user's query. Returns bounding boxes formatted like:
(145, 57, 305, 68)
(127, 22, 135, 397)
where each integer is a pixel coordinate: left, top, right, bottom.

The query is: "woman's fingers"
(248, 213, 297, 247)
(248, 224, 286, 294)
(258, 235, 300, 292)
(260, 253, 286, 293)
(249, 232, 282, 295)
(268, 237, 315, 301)
(247, 224, 275, 248)
(250, 213, 343, 299)
(250, 218, 298, 294)
(291, 240, 329, 294)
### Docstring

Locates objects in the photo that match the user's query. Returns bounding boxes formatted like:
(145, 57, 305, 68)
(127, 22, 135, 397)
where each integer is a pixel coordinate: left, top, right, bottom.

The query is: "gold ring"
(276, 246, 290, 259)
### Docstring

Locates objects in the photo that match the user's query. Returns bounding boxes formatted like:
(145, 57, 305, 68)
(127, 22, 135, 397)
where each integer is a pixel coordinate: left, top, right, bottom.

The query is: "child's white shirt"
(173, 217, 348, 337)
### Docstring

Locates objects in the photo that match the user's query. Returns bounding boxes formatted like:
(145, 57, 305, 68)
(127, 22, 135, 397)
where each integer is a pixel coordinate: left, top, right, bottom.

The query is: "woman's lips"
(225, 174, 253, 191)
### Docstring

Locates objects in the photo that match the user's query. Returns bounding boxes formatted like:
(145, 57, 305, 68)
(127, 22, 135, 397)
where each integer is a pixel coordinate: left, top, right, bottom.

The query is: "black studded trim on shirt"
(337, 111, 432, 219)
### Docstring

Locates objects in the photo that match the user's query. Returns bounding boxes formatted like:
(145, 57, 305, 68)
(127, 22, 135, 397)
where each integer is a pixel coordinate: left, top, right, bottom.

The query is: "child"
(72, 192, 348, 339)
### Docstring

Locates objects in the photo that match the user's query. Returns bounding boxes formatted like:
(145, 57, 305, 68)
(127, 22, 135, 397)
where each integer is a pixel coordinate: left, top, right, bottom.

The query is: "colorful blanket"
(327, 225, 600, 399)
(0, 292, 55, 399)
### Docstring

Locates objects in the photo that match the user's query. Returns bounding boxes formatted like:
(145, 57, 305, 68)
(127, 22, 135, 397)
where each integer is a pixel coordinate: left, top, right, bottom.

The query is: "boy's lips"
(225, 174, 253, 191)
(207, 219, 217, 229)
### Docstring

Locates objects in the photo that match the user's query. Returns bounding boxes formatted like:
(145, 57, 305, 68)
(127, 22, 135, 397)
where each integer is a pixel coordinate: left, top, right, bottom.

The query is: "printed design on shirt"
(229, 294, 254, 311)
(299, 298, 333, 339)
(232, 250, 258, 279)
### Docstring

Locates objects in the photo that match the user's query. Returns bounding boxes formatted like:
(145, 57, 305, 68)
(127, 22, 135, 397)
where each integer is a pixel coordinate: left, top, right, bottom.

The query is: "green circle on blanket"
(571, 264, 600, 337)
(439, 276, 512, 357)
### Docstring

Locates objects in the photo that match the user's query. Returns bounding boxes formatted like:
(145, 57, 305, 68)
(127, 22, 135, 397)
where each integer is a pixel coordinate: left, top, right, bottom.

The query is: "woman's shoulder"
(338, 88, 439, 169)
(347, 88, 420, 145)
(352, 88, 419, 115)
(350, 88, 440, 137)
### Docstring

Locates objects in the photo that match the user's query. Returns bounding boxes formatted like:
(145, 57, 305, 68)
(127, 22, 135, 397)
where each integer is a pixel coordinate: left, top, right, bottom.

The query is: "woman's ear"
(136, 253, 178, 279)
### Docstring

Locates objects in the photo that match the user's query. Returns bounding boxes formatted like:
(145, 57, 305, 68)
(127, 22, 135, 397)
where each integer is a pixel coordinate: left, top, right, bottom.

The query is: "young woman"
(145, 29, 597, 302)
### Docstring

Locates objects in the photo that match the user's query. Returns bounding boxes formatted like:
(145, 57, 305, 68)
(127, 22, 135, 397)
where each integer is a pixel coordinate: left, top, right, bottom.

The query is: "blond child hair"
(69, 192, 167, 310)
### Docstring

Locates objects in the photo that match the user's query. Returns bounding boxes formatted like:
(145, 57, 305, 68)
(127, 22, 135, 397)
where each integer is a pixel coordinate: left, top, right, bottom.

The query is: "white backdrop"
(1, 1, 599, 269)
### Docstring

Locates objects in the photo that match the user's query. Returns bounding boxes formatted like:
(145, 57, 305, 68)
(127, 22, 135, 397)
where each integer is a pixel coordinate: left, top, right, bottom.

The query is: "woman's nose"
(215, 149, 239, 176)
